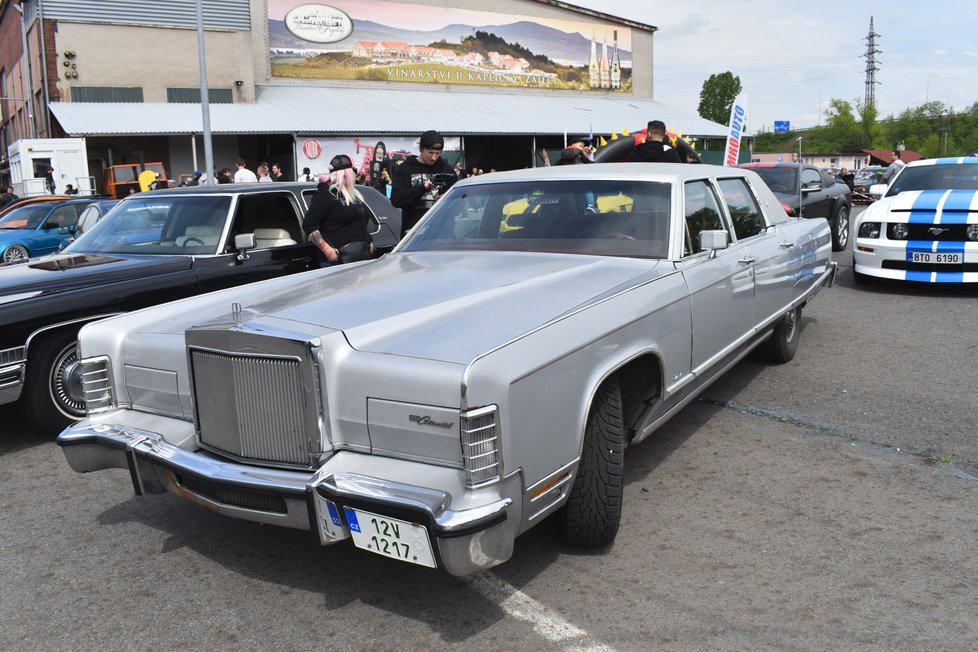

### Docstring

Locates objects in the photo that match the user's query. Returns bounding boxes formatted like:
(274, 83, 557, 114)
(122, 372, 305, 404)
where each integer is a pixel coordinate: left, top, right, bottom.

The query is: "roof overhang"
(49, 84, 733, 139)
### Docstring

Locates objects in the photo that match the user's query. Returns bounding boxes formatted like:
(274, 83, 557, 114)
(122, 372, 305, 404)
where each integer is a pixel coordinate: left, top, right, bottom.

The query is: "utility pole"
(863, 17, 881, 111)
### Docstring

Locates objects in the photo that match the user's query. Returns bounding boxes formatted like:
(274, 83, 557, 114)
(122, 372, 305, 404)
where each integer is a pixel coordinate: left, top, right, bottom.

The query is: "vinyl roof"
(49, 85, 732, 139)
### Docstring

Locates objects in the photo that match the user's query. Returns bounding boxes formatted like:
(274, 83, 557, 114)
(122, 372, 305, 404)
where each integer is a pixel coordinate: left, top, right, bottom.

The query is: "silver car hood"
(248, 252, 665, 364)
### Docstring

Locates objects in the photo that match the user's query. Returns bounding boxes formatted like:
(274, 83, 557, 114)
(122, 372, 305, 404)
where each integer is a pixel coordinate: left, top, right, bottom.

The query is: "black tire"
(20, 329, 86, 433)
(558, 376, 624, 547)
(754, 306, 801, 363)
(831, 205, 850, 252)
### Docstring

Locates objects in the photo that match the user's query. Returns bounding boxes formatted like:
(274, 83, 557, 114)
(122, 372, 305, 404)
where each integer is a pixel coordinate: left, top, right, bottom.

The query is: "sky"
(567, 0, 978, 132)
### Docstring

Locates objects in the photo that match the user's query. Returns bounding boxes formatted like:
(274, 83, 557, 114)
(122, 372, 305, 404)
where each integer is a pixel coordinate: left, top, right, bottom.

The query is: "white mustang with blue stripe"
(852, 157, 978, 283)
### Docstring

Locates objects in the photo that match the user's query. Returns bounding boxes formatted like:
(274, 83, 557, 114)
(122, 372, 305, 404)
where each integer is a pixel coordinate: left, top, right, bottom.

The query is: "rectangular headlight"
(81, 357, 114, 413)
(460, 405, 499, 487)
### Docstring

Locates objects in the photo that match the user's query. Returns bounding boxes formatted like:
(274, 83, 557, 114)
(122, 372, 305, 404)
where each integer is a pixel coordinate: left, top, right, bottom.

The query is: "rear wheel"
(754, 306, 801, 363)
(3, 244, 29, 263)
(20, 329, 87, 433)
(558, 377, 624, 547)
(831, 205, 850, 251)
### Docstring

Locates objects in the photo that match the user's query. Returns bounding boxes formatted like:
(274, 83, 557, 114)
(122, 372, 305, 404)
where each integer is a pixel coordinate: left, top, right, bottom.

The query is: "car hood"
(862, 189, 972, 221)
(229, 252, 665, 364)
(0, 252, 193, 297)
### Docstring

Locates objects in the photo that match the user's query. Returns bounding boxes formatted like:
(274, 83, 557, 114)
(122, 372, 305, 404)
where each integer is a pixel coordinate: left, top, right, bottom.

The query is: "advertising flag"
(723, 93, 748, 166)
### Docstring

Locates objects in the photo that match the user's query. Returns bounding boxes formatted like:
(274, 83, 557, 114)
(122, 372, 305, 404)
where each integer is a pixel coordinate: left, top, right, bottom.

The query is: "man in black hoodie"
(627, 120, 681, 163)
(391, 130, 456, 239)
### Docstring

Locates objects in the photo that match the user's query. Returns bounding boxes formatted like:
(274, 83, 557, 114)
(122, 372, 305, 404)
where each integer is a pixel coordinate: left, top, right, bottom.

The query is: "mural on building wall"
(296, 135, 463, 186)
(269, 1, 632, 91)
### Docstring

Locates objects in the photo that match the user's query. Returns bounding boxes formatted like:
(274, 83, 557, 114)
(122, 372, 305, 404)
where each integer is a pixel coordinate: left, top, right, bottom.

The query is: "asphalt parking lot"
(2, 220, 978, 650)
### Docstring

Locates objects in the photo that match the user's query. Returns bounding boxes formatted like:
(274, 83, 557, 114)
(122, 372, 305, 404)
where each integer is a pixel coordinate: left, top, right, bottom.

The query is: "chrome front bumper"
(57, 419, 519, 576)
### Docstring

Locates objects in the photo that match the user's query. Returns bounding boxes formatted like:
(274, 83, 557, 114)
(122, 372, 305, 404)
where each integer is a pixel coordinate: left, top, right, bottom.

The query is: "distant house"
(750, 148, 925, 170)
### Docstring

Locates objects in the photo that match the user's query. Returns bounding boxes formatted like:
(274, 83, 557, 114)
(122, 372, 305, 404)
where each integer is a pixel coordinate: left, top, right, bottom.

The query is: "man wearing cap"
(391, 130, 457, 239)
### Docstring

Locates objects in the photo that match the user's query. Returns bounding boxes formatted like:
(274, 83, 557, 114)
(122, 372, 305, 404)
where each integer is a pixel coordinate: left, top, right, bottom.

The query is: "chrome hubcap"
(51, 343, 87, 415)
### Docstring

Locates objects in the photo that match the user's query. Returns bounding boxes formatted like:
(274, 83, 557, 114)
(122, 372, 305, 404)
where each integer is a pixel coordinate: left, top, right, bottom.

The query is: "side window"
(718, 178, 765, 240)
(230, 193, 304, 247)
(75, 205, 99, 234)
(47, 205, 80, 228)
(800, 168, 821, 189)
(683, 180, 726, 256)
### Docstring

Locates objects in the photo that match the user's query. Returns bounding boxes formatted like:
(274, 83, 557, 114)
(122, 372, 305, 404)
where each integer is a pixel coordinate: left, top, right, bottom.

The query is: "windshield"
(749, 168, 798, 194)
(65, 195, 231, 255)
(400, 180, 672, 259)
(0, 204, 52, 230)
(885, 163, 978, 197)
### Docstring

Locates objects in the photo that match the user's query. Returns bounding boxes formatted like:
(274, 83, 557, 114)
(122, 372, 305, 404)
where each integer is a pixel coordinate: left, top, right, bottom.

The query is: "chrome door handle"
(779, 241, 795, 249)
(738, 256, 756, 265)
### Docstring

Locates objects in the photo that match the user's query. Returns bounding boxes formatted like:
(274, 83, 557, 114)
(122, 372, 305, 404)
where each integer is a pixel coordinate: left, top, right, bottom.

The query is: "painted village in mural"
(269, 1, 632, 91)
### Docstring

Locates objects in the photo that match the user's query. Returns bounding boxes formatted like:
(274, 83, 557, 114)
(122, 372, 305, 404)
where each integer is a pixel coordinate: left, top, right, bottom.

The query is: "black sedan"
(738, 162, 852, 251)
(0, 182, 400, 432)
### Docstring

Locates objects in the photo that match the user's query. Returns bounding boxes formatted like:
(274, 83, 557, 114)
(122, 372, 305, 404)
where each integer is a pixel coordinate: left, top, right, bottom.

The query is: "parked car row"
(55, 163, 837, 575)
(0, 182, 401, 431)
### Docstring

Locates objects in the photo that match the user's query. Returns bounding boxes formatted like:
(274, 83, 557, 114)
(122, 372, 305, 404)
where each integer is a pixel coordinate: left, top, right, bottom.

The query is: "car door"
(799, 167, 833, 219)
(192, 191, 318, 292)
(717, 177, 796, 328)
(676, 179, 755, 373)
(33, 205, 80, 256)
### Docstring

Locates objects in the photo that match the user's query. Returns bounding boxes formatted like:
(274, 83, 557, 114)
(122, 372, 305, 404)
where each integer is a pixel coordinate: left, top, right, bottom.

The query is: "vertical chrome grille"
(81, 357, 114, 413)
(191, 348, 315, 467)
(460, 405, 500, 487)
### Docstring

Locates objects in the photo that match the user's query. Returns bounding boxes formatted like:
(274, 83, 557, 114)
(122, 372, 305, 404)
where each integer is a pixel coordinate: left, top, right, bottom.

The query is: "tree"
(697, 72, 742, 124)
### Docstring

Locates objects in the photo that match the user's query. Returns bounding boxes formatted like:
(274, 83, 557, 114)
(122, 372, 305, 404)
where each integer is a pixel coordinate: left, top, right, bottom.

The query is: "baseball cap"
(419, 130, 445, 150)
(328, 154, 354, 172)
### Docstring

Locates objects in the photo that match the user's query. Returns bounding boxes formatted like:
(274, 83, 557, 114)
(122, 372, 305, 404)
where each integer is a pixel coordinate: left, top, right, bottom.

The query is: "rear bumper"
(57, 418, 519, 576)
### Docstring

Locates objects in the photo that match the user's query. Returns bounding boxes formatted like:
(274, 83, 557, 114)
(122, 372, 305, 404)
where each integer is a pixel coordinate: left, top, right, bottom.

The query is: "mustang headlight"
(889, 223, 910, 240)
(858, 222, 881, 239)
(80, 356, 114, 413)
(967, 224, 978, 241)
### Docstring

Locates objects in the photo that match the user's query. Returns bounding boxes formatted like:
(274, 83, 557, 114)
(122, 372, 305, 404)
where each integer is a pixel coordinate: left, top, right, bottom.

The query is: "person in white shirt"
(233, 158, 258, 183)
(880, 150, 905, 184)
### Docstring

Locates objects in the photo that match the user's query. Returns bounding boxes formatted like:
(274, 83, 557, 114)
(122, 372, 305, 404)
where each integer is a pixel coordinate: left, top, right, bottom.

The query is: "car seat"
(175, 225, 222, 247)
(253, 227, 297, 248)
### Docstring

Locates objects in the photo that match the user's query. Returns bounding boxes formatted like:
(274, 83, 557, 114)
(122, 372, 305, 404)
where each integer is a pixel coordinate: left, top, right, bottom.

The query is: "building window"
(167, 88, 233, 104)
(71, 87, 144, 103)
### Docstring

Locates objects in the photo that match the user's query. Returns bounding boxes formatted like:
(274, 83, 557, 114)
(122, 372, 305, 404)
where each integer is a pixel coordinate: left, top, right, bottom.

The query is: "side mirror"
(233, 232, 256, 261)
(57, 225, 75, 235)
(868, 183, 888, 198)
(699, 229, 729, 252)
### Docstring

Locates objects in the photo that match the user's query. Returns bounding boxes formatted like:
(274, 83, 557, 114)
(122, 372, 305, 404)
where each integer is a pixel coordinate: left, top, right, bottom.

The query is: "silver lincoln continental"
(58, 163, 836, 576)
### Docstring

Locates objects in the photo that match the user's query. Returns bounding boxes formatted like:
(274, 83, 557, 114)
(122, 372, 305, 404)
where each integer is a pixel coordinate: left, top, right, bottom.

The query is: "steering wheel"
(601, 232, 636, 240)
(770, 184, 789, 192)
(181, 237, 207, 246)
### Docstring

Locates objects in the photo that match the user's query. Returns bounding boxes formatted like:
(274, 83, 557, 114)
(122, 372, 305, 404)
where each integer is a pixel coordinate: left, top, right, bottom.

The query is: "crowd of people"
(165, 121, 694, 269)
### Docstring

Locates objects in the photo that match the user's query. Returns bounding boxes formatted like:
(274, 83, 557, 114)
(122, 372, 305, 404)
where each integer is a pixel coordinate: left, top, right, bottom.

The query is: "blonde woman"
(301, 154, 374, 266)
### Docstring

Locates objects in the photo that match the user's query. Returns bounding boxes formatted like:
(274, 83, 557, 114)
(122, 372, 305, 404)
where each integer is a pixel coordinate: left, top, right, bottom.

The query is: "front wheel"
(831, 205, 850, 251)
(3, 244, 29, 264)
(558, 377, 624, 547)
(20, 329, 87, 433)
(754, 306, 801, 363)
